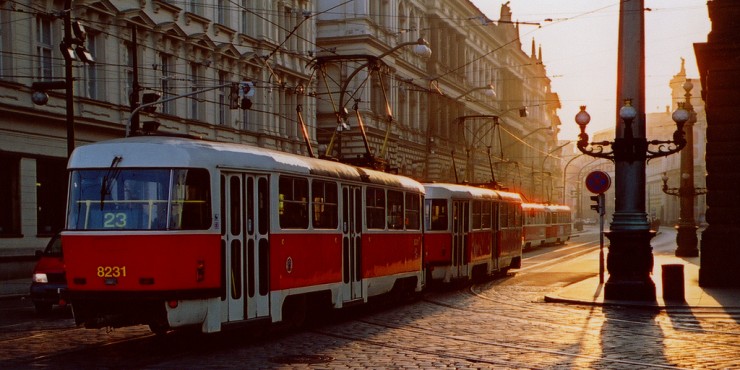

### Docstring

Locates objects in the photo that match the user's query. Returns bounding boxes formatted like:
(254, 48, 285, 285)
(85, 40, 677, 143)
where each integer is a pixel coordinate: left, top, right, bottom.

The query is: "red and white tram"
(544, 204, 572, 245)
(522, 203, 572, 249)
(63, 136, 424, 333)
(423, 184, 523, 283)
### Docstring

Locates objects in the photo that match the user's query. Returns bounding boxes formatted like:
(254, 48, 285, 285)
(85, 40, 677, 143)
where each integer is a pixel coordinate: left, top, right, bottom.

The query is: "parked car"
(30, 233, 67, 313)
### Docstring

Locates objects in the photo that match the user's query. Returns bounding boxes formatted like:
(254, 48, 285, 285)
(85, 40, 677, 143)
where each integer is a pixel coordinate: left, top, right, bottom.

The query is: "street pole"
(605, 0, 655, 300)
(575, 1, 687, 300)
(62, 0, 74, 158)
(674, 80, 704, 257)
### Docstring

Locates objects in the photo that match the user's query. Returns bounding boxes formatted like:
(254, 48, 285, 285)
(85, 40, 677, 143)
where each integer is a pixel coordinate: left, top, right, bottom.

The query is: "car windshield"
(45, 234, 62, 256)
(66, 168, 211, 230)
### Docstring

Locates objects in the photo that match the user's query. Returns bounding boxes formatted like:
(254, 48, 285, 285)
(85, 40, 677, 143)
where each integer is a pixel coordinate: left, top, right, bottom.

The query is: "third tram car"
(522, 203, 572, 249)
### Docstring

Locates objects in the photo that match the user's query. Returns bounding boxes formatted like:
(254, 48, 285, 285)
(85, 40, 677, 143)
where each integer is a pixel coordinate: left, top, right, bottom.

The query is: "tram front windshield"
(66, 168, 211, 231)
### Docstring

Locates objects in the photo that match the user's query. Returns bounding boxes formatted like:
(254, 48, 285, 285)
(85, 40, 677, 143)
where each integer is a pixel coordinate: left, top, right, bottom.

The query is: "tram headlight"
(33, 273, 49, 283)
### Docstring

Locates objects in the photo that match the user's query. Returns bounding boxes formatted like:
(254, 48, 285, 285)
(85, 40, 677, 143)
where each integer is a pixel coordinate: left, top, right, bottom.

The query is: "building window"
(37, 16, 54, 80)
(240, 0, 249, 34)
(124, 43, 134, 107)
(160, 53, 174, 115)
(0, 5, 10, 78)
(0, 155, 20, 236)
(36, 157, 67, 235)
(189, 1, 202, 16)
(217, 0, 228, 26)
(189, 62, 202, 120)
(218, 71, 229, 125)
(84, 32, 103, 100)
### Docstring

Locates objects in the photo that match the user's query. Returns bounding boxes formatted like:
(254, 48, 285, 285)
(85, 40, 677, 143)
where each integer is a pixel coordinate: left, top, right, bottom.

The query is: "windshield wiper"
(100, 156, 122, 210)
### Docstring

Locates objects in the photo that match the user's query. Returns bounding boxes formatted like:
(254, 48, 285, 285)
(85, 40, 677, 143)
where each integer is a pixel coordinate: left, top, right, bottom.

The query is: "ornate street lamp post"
(574, 0, 687, 300)
(661, 79, 707, 257)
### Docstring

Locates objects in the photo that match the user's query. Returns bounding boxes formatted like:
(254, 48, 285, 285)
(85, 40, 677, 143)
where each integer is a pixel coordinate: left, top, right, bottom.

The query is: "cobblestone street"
(2, 228, 738, 369)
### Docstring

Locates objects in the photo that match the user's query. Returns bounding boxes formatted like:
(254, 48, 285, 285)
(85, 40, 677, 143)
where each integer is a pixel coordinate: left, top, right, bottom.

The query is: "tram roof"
(423, 183, 522, 203)
(68, 136, 425, 192)
(545, 204, 571, 212)
(522, 203, 547, 211)
(522, 203, 571, 212)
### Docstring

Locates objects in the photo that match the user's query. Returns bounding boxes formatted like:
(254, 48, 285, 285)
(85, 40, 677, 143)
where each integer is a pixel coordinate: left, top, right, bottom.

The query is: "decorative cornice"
(152, 0, 181, 20)
(184, 11, 211, 33)
(213, 23, 237, 40)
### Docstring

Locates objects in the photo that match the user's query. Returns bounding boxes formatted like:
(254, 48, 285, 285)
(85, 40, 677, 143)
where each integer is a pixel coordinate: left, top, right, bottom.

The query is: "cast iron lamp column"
(574, 0, 688, 302)
(660, 80, 707, 257)
(576, 100, 687, 300)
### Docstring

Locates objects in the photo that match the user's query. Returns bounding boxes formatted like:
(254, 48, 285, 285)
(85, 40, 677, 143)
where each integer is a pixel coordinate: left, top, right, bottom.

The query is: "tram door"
(451, 200, 469, 278)
(244, 175, 270, 319)
(221, 173, 270, 323)
(341, 185, 363, 302)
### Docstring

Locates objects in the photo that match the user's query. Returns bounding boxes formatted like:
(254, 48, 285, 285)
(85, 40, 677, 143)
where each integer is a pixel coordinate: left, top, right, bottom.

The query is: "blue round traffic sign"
(585, 170, 611, 194)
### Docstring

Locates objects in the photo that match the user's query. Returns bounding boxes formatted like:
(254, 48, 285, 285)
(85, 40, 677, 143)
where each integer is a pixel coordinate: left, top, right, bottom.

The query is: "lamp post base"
(604, 228, 657, 301)
(675, 224, 699, 257)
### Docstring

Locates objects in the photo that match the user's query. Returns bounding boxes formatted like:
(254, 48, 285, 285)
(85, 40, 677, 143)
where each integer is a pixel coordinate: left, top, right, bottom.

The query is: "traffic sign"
(585, 170, 611, 194)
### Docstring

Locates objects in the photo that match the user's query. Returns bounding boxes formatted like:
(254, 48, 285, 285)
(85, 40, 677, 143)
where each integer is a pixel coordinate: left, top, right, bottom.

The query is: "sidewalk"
(545, 252, 740, 309)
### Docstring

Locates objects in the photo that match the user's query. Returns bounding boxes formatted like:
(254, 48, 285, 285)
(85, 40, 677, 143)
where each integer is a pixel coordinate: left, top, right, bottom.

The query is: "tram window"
(405, 193, 421, 230)
(500, 204, 509, 228)
(312, 180, 338, 229)
(428, 199, 448, 231)
(481, 201, 492, 229)
(258, 178, 269, 235)
(387, 190, 404, 230)
(515, 205, 522, 227)
(278, 176, 308, 229)
(365, 187, 385, 229)
(508, 205, 518, 226)
(170, 169, 211, 230)
(66, 168, 212, 231)
(472, 201, 482, 230)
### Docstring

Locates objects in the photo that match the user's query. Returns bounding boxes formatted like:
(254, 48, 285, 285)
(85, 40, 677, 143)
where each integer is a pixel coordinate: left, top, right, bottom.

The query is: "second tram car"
(423, 184, 523, 283)
(63, 136, 425, 333)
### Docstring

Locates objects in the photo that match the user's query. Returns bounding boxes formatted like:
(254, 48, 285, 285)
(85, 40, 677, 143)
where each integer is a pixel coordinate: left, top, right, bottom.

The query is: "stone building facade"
(0, 1, 560, 265)
(694, 0, 740, 287)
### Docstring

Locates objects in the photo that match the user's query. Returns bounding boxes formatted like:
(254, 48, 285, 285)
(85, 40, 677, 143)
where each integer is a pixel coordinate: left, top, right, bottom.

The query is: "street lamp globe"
(619, 99, 637, 121)
(575, 106, 591, 129)
(412, 38, 432, 58)
(484, 84, 496, 98)
(672, 102, 689, 126)
(31, 91, 49, 105)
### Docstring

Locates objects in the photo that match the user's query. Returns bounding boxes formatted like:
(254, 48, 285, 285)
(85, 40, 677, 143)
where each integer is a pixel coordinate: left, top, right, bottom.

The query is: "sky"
(470, 0, 711, 142)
